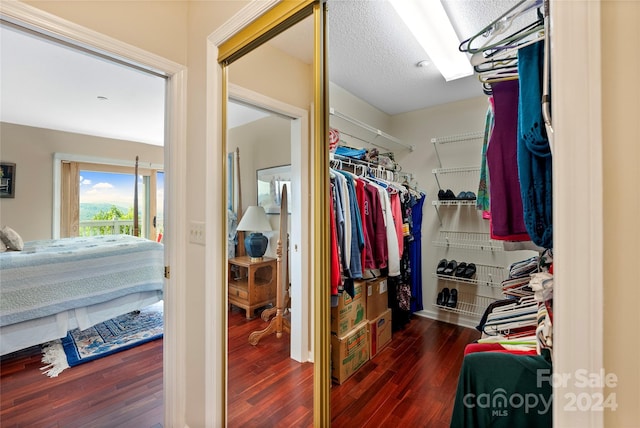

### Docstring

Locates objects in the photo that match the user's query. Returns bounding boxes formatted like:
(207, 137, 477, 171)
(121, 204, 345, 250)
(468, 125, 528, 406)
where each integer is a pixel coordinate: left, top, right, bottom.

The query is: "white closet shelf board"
(329, 107, 413, 153)
(433, 292, 497, 318)
(432, 200, 477, 207)
(431, 130, 484, 169)
(433, 230, 503, 252)
(434, 262, 506, 288)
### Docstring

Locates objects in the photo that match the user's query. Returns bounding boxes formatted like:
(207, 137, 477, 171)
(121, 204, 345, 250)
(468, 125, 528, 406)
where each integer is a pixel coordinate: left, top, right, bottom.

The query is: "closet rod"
(329, 107, 414, 152)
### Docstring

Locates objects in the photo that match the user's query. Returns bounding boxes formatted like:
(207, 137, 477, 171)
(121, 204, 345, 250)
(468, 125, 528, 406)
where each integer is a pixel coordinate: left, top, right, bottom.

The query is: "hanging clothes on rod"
(462, 0, 553, 250)
(330, 152, 418, 191)
(517, 38, 553, 249)
(329, 156, 426, 330)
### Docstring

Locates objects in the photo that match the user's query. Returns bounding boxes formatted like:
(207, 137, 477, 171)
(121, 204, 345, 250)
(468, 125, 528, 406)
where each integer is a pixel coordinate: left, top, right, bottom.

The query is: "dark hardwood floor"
(0, 338, 163, 428)
(0, 306, 479, 427)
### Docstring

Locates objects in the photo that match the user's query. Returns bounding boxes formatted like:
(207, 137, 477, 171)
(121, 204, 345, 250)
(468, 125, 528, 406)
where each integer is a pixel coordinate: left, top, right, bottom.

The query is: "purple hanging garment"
(486, 80, 531, 241)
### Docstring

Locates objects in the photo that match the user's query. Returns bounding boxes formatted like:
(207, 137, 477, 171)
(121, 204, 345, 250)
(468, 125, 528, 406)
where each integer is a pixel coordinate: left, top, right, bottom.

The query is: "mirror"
(219, 3, 329, 425)
(226, 97, 306, 423)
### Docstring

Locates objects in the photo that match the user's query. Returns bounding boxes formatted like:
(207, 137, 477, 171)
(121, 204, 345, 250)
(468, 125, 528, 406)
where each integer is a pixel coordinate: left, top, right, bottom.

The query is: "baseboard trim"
(413, 309, 479, 331)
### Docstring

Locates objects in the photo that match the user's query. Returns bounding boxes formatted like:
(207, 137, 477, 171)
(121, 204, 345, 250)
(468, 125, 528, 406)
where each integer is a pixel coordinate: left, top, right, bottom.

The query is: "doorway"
(225, 92, 312, 424)
(0, 3, 187, 425)
(226, 83, 311, 362)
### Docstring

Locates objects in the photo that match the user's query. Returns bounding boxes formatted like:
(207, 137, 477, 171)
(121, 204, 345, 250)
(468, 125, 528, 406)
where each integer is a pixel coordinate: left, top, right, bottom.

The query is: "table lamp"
(237, 206, 272, 261)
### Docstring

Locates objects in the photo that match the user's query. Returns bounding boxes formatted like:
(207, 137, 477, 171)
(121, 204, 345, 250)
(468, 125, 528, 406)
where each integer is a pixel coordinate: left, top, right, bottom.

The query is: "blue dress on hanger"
(410, 193, 425, 313)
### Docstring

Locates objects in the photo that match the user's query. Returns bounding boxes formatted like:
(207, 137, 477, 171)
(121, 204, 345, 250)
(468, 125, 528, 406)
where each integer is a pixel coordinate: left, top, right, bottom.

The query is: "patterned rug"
(41, 301, 163, 377)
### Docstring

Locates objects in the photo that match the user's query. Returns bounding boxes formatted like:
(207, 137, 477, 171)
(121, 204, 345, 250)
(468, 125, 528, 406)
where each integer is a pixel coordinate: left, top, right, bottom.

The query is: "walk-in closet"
(328, 1, 554, 425)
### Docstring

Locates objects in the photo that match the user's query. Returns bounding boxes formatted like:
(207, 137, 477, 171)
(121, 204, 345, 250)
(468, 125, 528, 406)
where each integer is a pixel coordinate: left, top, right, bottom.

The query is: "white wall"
(0, 122, 163, 241)
(228, 116, 291, 213)
(392, 97, 501, 327)
(228, 115, 291, 257)
(329, 82, 392, 141)
(230, 41, 313, 112)
(25, 0, 190, 65)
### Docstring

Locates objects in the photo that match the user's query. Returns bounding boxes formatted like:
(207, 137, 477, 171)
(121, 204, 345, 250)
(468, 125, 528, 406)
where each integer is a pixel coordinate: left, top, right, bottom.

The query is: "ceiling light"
(417, 60, 430, 68)
(389, 0, 473, 81)
(97, 96, 108, 101)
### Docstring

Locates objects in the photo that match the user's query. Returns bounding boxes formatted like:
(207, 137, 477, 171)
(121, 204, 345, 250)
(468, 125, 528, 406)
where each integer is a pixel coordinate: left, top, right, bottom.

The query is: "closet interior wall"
(393, 100, 536, 328)
(330, 82, 537, 328)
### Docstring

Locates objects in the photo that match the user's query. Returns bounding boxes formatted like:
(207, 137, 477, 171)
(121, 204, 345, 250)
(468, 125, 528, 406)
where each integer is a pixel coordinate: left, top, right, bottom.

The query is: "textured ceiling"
(327, 0, 481, 115)
(325, 0, 532, 115)
(270, 0, 534, 115)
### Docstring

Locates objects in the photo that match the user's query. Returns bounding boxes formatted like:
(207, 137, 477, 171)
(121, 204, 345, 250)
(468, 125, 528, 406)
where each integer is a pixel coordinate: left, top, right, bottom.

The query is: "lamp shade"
(237, 206, 272, 232)
(237, 206, 272, 261)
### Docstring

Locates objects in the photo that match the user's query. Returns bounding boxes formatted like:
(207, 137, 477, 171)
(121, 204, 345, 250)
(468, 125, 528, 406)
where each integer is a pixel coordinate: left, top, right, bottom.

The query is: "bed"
(0, 234, 164, 356)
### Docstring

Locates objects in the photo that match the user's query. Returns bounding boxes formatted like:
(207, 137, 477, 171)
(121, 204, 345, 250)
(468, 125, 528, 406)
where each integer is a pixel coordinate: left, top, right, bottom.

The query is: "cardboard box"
(331, 280, 366, 338)
(368, 308, 392, 359)
(366, 277, 388, 320)
(331, 321, 369, 384)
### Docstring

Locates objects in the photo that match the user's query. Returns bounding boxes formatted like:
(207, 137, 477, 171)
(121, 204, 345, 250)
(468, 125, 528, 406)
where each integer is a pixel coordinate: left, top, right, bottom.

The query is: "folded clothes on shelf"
(334, 145, 367, 159)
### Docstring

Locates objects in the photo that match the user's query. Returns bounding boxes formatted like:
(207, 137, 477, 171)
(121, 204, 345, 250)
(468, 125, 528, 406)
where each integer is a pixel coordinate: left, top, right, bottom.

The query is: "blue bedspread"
(0, 235, 164, 327)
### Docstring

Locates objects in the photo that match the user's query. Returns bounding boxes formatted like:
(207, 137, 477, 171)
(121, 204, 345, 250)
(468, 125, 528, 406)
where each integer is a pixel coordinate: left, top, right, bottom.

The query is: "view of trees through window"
(79, 170, 163, 239)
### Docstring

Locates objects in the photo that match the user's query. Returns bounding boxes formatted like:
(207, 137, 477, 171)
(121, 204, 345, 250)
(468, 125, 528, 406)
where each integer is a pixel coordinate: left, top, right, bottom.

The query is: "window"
(61, 161, 162, 240)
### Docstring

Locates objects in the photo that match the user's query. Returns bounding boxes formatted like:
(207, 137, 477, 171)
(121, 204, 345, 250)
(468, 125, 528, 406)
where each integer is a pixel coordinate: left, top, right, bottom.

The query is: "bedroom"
(0, 10, 169, 423)
(1, 0, 640, 428)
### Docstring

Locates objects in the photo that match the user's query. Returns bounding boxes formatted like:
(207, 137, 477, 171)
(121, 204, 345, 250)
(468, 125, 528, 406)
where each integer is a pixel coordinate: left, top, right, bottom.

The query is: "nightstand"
(228, 256, 277, 319)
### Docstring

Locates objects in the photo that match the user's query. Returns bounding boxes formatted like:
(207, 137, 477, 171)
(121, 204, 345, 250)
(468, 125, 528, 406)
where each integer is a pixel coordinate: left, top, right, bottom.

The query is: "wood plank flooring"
(0, 306, 479, 427)
(0, 339, 163, 428)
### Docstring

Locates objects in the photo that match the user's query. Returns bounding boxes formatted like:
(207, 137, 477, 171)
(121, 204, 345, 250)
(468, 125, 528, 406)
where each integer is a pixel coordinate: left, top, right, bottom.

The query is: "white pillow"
(0, 226, 24, 251)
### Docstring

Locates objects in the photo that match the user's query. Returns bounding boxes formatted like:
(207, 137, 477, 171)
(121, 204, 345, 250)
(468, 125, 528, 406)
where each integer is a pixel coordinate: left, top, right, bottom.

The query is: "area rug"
(41, 301, 163, 377)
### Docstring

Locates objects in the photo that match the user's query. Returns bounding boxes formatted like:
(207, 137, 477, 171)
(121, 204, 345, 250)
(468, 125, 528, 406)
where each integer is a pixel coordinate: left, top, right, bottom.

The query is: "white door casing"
(0, 2, 188, 427)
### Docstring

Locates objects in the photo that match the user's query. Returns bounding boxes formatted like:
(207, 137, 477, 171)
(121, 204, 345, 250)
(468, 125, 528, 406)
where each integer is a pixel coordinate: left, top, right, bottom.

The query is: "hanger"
(471, 25, 543, 69)
(329, 158, 343, 170)
(467, 17, 543, 59)
(482, 82, 493, 95)
(478, 72, 519, 85)
(475, 50, 519, 82)
(474, 30, 544, 74)
(332, 152, 424, 196)
(459, 0, 542, 54)
(474, 29, 546, 84)
(473, 54, 518, 73)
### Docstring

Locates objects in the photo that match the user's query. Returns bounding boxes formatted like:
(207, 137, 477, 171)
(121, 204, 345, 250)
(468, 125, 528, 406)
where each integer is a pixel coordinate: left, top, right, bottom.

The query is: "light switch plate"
(189, 220, 205, 245)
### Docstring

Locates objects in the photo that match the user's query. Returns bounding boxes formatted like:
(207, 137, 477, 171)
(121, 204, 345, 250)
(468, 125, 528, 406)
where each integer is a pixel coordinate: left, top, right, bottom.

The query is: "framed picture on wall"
(257, 164, 291, 215)
(0, 162, 16, 198)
